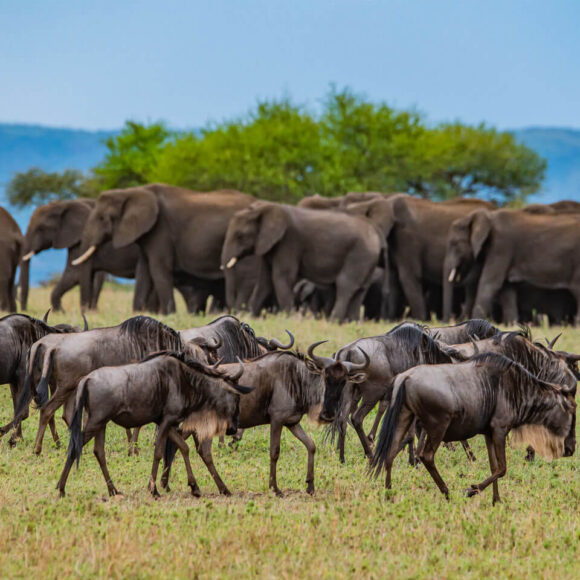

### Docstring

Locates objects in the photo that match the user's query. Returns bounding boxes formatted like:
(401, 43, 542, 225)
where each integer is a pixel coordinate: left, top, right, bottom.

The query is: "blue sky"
(1, 0, 579, 130)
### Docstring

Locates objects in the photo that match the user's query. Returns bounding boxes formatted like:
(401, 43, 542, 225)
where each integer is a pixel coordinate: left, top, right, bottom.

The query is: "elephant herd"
(2, 185, 580, 323)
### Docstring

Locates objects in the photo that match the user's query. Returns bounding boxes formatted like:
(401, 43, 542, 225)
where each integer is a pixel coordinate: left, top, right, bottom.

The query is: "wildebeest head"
(306, 341, 370, 423)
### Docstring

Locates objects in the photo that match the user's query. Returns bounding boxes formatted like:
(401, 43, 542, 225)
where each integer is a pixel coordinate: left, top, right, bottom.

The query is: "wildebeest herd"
(0, 311, 577, 505)
(2, 186, 580, 323)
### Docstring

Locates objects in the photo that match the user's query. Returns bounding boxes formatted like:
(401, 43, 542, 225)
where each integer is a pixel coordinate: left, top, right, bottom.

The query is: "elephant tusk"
(22, 251, 35, 261)
(72, 245, 97, 266)
(226, 257, 238, 269)
(448, 268, 457, 283)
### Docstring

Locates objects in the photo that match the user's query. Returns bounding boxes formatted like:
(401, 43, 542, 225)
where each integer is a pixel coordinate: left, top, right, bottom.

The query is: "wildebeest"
(56, 352, 252, 497)
(164, 349, 369, 496)
(0, 312, 81, 446)
(426, 319, 500, 345)
(313, 324, 454, 462)
(13, 316, 217, 455)
(371, 352, 577, 504)
(179, 315, 294, 363)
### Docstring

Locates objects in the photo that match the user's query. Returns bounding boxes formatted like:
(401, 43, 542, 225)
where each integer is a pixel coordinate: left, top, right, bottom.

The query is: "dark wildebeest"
(13, 316, 217, 455)
(371, 352, 577, 504)
(426, 319, 500, 345)
(56, 352, 252, 497)
(446, 328, 579, 460)
(0, 312, 83, 446)
(163, 349, 369, 496)
(313, 324, 455, 463)
(179, 315, 294, 363)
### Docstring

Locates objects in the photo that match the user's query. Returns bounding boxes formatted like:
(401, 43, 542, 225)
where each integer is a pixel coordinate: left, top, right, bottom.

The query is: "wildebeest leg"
(127, 427, 141, 456)
(368, 399, 388, 442)
(402, 420, 417, 466)
(417, 425, 449, 499)
(466, 431, 507, 504)
(460, 440, 476, 462)
(288, 423, 316, 495)
(48, 417, 61, 448)
(167, 427, 201, 497)
(1, 383, 22, 440)
(337, 418, 347, 464)
(383, 407, 415, 490)
(93, 427, 120, 497)
(269, 421, 284, 496)
(196, 436, 232, 496)
(351, 400, 377, 459)
(33, 394, 67, 455)
(149, 424, 170, 498)
(525, 446, 535, 462)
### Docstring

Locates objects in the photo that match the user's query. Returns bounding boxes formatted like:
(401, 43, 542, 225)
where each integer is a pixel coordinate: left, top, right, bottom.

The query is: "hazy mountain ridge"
(0, 123, 579, 284)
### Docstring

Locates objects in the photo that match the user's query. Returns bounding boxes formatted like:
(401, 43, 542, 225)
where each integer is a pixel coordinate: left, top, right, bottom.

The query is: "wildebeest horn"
(229, 357, 245, 381)
(470, 338, 480, 355)
(547, 333, 562, 349)
(72, 245, 97, 266)
(210, 357, 224, 370)
(342, 347, 370, 373)
(269, 329, 295, 350)
(82, 313, 89, 331)
(43, 309, 51, 323)
(307, 340, 335, 369)
(208, 337, 221, 350)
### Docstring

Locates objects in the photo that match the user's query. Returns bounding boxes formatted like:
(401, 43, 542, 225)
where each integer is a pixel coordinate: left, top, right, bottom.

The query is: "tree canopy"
(7, 88, 546, 207)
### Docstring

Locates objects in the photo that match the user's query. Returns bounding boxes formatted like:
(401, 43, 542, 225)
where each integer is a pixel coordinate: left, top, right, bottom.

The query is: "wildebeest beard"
(472, 352, 570, 458)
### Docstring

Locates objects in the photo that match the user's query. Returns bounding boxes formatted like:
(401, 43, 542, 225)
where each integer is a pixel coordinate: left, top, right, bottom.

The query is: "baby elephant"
(56, 351, 252, 498)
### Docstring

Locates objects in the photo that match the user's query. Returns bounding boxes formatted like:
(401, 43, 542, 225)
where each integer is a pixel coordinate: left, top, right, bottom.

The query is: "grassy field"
(1, 284, 580, 578)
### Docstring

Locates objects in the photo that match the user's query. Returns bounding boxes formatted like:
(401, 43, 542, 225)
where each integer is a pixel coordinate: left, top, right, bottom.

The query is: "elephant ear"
(255, 205, 288, 256)
(469, 211, 492, 258)
(54, 202, 92, 249)
(113, 189, 159, 248)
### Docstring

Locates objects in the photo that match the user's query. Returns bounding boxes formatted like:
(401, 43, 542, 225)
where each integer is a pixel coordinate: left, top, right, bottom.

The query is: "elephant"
(0, 206, 22, 312)
(444, 208, 580, 324)
(297, 191, 388, 210)
(221, 201, 384, 321)
(73, 184, 255, 314)
(343, 195, 496, 320)
(20, 199, 141, 311)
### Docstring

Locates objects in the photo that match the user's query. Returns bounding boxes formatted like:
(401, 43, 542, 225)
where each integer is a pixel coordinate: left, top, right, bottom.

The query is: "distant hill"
(1, 122, 579, 285)
(0, 124, 116, 285)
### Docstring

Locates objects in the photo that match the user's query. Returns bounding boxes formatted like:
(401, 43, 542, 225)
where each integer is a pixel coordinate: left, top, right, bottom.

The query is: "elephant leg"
(498, 284, 518, 325)
(395, 260, 427, 320)
(147, 255, 175, 315)
(270, 263, 297, 314)
(472, 255, 510, 319)
(89, 271, 106, 310)
(133, 256, 157, 312)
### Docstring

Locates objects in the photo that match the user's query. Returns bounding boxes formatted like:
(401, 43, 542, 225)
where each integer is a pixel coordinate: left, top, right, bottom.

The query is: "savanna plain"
(1, 284, 579, 579)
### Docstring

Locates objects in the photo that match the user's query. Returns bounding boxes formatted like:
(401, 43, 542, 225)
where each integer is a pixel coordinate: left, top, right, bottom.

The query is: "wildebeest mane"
(457, 319, 500, 340)
(119, 316, 182, 358)
(196, 316, 264, 361)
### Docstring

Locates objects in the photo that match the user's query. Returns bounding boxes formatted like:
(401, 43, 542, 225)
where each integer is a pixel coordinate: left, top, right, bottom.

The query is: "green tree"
(93, 120, 171, 189)
(5, 167, 98, 208)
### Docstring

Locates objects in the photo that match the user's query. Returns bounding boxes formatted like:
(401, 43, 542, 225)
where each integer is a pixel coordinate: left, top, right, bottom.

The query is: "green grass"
(1, 285, 580, 578)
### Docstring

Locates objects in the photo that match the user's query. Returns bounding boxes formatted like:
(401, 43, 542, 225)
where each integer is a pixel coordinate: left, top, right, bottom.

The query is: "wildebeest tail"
(33, 347, 55, 408)
(67, 378, 89, 468)
(370, 378, 407, 478)
(163, 438, 179, 472)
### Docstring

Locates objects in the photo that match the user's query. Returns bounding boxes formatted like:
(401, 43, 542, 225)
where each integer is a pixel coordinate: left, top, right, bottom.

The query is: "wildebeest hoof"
(306, 485, 315, 495)
(465, 485, 480, 498)
(220, 488, 232, 497)
(273, 488, 284, 498)
(58, 489, 66, 498)
(8, 436, 20, 448)
(190, 486, 201, 498)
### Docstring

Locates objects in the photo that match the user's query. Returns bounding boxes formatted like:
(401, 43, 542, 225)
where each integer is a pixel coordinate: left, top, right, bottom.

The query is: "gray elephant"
(73, 184, 255, 314)
(445, 208, 580, 323)
(20, 199, 140, 311)
(0, 206, 22, 312)
(343, 195, 496, 320)
(221, 202, 384, 321)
